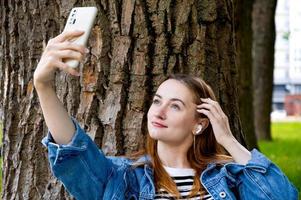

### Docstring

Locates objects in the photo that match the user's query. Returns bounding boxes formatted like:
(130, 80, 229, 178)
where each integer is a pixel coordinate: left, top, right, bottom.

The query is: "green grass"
(259, 122, 301, 198)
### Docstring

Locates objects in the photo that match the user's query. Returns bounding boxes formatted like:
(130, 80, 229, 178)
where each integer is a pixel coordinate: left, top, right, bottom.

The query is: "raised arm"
(34, 31, 129, 199)
(197, 98, 298, 199)
(33, 30, 87, 145)
(197, 98, 251, 164)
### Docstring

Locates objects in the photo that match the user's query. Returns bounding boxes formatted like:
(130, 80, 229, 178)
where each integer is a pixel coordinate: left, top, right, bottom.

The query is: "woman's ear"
(199, 118, 209, 130)
(193, 118, 209, 135)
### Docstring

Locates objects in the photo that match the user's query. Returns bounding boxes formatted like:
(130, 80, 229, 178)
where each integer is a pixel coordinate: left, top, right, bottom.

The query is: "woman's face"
(147, 79, 198, 145)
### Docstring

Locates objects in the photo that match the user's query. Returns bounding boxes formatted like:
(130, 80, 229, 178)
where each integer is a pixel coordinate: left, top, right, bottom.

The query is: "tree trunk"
(0, 0, 245, 199)
(252, 0, 277, 140)
(234, 0, 259, 149)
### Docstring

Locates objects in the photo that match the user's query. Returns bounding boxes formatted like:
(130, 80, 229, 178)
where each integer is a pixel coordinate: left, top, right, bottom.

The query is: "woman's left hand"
(197, 98, 251, 164)
(196, 98, 234, 146)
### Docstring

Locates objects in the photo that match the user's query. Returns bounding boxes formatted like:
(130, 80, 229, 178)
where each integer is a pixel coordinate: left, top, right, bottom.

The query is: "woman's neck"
(157, 141, 191, 168)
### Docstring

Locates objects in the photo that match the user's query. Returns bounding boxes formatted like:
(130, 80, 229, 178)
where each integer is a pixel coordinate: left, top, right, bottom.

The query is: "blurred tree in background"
(234, 0, 258, 149)
(252, 0, 278, 140)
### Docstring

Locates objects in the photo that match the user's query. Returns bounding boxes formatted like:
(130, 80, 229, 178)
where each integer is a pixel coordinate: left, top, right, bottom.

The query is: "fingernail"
(85, 48, 89, 53)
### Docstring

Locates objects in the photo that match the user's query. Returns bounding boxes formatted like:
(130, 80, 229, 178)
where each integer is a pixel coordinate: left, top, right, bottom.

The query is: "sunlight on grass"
(259, 122, 301, 198)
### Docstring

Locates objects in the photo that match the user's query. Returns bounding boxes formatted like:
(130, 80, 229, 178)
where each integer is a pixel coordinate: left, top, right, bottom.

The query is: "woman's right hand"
(33, 30, 88, 89)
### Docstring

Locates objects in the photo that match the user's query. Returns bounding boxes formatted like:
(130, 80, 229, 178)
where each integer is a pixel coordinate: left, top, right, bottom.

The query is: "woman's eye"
(171, 104, 180, 110)
(152, 99, 160, 104)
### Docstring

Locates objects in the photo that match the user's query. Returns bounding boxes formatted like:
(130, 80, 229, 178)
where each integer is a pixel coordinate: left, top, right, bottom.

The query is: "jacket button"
(219, 191, 226, 198)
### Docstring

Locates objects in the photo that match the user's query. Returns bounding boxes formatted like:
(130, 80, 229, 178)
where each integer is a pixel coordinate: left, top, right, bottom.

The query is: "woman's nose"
(154, 105, 167, 119)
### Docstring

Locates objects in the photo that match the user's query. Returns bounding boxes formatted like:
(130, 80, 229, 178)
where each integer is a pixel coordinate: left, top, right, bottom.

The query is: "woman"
(34, 30, 298, 200)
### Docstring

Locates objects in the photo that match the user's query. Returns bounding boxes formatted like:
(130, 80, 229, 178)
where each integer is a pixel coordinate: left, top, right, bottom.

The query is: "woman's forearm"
(221, 136, 251, 165)
(35, 84, 75, 145)
(33, 31, 87, 145)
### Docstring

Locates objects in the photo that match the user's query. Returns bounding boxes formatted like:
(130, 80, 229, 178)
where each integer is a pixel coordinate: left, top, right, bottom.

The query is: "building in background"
(273, 0, 301, 116)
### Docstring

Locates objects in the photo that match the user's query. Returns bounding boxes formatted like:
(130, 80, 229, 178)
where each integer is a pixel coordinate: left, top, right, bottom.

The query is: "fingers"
(199, 98, 223, 114)
(51, 50, 85, 61)
(197, 108, 215, 122)
(54, 42, 88, 54)
(46, 40, 88, 55)
(52, 30, 85, 43)
(54, 61, 80, 76)
(46, 30, 88, 58)
(34, 31, 85, 87)
(43, 48, 84, 76)
(197, 99, 220, 117)
(196, 98, 227, 121)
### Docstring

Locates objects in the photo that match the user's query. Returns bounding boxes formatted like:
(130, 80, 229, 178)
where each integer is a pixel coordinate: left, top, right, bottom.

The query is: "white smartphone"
(63, 7, 98, 68)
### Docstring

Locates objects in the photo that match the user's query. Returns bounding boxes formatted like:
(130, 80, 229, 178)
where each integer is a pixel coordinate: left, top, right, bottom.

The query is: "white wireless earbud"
(195, 125, 203, 135)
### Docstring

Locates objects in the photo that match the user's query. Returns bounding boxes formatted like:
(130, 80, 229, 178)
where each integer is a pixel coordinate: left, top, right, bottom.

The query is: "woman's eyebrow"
(154, 94, 186, 107)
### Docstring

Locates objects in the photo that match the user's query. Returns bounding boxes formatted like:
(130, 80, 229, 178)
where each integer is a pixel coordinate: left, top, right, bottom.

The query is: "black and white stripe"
(154, 166, 213, 200)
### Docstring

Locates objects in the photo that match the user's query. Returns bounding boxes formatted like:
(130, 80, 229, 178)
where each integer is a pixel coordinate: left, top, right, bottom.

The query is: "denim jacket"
(42, 118, 298, 200)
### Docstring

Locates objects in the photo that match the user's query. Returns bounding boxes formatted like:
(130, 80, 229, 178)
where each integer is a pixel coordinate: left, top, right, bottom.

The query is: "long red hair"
(130, 74, 232, 198)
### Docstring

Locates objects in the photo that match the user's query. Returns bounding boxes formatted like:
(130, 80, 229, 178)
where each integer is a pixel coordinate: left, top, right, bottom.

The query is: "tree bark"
(234, 0, 258, 149)
(252, 0, 277, 140)
(0, 0, 245, 199)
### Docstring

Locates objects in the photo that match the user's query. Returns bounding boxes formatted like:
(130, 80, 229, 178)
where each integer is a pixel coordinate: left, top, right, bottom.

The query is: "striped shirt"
(154, 166, 213, 200)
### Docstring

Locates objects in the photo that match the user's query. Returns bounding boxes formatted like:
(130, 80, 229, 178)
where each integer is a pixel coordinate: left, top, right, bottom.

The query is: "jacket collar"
(133, 154, 151, 164)
(131, 155, 155, 198)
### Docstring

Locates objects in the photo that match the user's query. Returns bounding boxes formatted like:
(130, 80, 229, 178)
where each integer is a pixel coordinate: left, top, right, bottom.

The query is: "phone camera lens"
(72, 18, 76, 24)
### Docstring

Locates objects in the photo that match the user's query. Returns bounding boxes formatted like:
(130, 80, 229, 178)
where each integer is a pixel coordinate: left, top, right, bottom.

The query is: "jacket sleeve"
(224, 149, 298, 200)
(41, 117, 114, 200)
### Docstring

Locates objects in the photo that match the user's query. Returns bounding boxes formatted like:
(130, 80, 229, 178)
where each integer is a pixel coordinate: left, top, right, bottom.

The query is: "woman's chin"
(149, 128, 165, 139)
(149, 131, 160, 140)
(149, 132, 175, 143)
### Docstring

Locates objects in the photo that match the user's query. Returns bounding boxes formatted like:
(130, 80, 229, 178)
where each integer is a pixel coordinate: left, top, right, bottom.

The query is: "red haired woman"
(34, 31, 297, 200)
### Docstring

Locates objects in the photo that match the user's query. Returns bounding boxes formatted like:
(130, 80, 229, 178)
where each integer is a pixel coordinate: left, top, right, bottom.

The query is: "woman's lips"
(152, 122, 168, 128)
